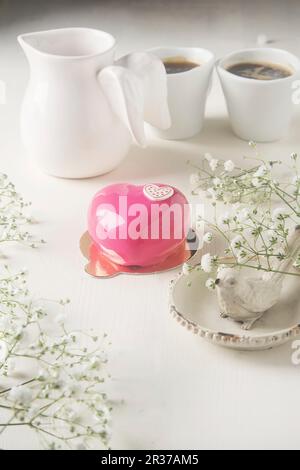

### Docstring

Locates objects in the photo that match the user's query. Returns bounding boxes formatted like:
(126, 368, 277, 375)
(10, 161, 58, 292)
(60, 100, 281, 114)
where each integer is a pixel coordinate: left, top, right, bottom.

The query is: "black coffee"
(163, 56, 200, 74)
(226, 61, 293, 80)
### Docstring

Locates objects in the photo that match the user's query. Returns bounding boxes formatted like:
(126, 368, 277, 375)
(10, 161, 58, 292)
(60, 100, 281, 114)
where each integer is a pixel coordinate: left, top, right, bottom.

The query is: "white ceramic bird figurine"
(215, 225, 300, 330)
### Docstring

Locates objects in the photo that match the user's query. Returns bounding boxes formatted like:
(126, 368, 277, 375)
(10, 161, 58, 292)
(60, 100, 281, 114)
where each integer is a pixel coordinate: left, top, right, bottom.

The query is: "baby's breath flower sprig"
(191, 149, 300, 288)
(0, 267, 110, 450)
(0, 173, 45, 248)
(189, 145, 300, 209)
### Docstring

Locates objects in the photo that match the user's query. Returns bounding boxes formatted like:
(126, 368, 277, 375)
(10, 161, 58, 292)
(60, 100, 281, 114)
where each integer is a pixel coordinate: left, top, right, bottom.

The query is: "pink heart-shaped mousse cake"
(88, 183, 190, 267)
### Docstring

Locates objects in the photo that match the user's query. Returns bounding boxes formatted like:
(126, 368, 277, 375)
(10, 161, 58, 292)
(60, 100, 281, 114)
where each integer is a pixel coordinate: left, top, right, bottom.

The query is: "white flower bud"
(205, 278, 216, 290)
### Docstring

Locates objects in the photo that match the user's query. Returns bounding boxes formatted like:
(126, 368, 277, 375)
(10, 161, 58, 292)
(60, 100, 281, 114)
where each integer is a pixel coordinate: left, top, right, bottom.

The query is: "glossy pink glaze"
(88, 183, 190, 267)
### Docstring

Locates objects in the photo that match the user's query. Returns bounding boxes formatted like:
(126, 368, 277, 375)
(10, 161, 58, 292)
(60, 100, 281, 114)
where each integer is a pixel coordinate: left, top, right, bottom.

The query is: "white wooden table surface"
(1, 0, 300, 450)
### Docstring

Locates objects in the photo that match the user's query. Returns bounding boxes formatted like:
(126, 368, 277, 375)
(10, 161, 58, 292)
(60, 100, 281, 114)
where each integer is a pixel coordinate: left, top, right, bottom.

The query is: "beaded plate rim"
(169, 271, 300, 351)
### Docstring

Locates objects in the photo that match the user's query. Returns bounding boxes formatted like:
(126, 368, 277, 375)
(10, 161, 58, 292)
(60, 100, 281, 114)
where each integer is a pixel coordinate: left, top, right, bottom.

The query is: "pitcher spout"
(18, 27, 116, 60)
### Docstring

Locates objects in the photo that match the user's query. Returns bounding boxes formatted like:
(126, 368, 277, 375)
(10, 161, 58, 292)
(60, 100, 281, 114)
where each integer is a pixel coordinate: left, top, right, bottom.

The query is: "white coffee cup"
(217, 48, 300, 142)
(148, 47, 215, 140)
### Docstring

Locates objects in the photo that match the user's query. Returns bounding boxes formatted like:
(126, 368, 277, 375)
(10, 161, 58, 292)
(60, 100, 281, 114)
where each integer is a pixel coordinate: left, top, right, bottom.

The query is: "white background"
(1, 0, 300, 450)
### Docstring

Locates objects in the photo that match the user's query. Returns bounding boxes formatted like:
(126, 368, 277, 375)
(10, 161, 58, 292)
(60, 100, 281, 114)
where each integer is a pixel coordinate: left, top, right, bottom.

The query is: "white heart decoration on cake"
(143, 184, 174, 201)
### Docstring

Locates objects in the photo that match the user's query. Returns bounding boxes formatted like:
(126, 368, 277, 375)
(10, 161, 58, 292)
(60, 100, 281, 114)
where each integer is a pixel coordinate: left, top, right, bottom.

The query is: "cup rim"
(217, 47, 300, 84)
(147, 46, 215, 76)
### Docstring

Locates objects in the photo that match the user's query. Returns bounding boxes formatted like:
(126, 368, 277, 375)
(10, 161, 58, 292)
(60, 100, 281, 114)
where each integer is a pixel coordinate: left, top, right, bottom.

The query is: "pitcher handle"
(99, 52, 171, 147)
(99, 64, 146, 146)
(116, 52, 171, 129)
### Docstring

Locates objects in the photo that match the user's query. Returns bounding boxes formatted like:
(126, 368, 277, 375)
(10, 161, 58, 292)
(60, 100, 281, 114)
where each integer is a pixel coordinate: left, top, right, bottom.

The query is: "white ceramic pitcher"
(18, 28, 170, 178)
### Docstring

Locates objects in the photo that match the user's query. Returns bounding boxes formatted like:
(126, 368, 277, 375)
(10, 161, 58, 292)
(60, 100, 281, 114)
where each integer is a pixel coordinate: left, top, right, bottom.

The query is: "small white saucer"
(169, 269, 300, 351)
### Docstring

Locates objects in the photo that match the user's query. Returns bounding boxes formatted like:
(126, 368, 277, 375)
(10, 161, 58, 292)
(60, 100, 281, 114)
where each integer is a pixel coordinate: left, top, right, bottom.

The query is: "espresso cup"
(217, 48, 300, 142)
(148, 47, 215, 140)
